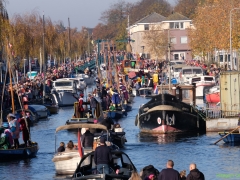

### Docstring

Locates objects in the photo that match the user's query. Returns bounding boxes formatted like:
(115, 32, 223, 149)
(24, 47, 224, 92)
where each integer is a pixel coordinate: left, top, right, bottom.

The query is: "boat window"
(174, 68, 182, 72)
(182, 69, 192, 75)
(124, 61, 130, 67)
(175, 61, 185, 64)
(122, 154, 133, 170)
(55, 81, 72, 86)
(192, 69, 202, 74)
(204, 77, 213, 81)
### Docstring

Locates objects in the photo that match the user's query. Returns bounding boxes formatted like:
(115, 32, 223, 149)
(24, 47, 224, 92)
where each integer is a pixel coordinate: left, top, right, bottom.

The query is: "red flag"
(78, 129, 83, 158)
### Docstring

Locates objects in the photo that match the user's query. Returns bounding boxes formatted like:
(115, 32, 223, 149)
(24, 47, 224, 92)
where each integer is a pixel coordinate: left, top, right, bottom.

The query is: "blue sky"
(6, 0, 175, 30)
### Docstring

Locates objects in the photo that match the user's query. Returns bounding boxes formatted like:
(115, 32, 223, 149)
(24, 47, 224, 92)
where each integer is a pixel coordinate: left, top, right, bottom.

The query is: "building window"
(144, 24, 149, 30)
(180, 36, 187, 44)
(173, 53, 185, 60)
(170, 22, 184, 29)
(170, 37, 176, 44)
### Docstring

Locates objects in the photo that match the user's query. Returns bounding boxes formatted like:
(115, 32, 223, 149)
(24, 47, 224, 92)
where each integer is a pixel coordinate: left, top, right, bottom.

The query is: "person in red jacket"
(78, 94, 84, 118)
(19, 113, 31, 147)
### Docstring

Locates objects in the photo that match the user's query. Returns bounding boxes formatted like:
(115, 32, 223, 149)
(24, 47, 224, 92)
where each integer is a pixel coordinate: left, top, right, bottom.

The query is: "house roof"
(164, 12, 190, 21)
(135, 12, 166, 24)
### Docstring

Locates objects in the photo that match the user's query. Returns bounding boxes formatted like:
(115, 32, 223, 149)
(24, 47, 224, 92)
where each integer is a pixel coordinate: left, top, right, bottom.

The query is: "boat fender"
(166, 114, 169, 125)
(157, 117, 161, 125)
(172, 114, 175, 125)
(135, 114, 139, 126)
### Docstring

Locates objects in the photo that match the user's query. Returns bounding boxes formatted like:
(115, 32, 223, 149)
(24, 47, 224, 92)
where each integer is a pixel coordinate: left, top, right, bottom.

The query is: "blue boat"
(218, 132, 240, 143)
(0, 142, 39, 161)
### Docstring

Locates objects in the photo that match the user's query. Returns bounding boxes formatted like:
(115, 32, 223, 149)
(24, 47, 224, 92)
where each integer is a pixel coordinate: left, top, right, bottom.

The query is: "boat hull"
(136, 94, 206, 133)
(0, 143, 39, 160)
(45, 105, 59, 114)
(53, 92, 78, 106)
(53, 150, 92, 175)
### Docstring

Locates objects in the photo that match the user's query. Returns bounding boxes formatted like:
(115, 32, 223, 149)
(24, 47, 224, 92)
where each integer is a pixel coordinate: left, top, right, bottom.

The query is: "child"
(109, 103, 116, 111)
(57, 142, 65, 152)
(180, 170, 186, 180)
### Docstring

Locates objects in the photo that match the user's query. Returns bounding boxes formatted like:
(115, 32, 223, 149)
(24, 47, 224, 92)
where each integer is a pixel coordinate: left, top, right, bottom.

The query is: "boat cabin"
(138, 87, 152, 97)
(52, 79, 78, 94)
(72, 150, 137, 179)
(179, 66, 204, 84)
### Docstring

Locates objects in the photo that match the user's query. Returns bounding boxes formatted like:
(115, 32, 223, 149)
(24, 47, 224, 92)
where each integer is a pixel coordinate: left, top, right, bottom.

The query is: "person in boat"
(94, 136, 112, 174)
(7, 113, 20, 149)
(57, 142, 65, 152)
(158, 160, 181, 180)
(99, 112, 114, 130)
(129, 171, 141, 180)
(90, 94, 97, 118)
(179, 170, 186, 180)
(81, 128, 94, 149)
(19, 112, 31, 147)
(186, 163, 205, 180)
(2, 122, 13, 148)
(140, 165, 159, 180)
(65, 140, 77, 151)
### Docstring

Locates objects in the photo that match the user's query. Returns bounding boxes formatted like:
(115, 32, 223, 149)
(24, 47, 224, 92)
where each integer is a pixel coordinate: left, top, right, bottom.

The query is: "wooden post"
(192, 84, 196, 106)
(179, 88, 182, 101)
(9, 61, 15, 113)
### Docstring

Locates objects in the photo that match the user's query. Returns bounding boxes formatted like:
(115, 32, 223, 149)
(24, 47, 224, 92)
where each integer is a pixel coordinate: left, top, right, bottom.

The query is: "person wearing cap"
(7, 113, 20, 149)
(94, 137, 112, 174)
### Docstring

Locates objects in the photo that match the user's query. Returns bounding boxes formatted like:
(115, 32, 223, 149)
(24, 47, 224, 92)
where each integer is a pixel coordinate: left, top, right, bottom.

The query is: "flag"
(78, 129, 83, 158)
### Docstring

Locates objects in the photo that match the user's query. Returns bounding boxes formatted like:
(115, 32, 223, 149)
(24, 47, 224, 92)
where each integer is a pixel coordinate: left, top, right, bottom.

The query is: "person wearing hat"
(7, 113, 20, 149)
(94, 137, 112, 174)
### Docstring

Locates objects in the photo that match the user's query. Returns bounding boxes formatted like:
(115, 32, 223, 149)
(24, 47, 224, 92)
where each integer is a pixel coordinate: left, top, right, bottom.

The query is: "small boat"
(0, 142, 39, 161)
(138, 87, 153, 97)
(72, 150, 137, 180)
(218, 131, 240, 143)
(52, 123, 117, 175)
(28, 105, 49, 119)
(51, 79, 79, 106)
(205, 86, 220, 103)
(66, 118, 127, 148)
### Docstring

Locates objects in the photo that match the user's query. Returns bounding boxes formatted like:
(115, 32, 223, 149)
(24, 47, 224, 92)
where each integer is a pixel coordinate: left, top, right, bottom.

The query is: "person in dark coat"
(186, 163, 205, 180)
(19, 114, 31, 147)
(57, 142, 65, 152)
(94, 137, 112, 174)
(81, 128, 94, 148)
(158, 160, 181, 180)
(100, 112, 114, 130)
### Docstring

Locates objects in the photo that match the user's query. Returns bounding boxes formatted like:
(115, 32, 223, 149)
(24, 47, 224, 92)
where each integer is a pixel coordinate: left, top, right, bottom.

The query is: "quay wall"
(206, 118, 239, 132)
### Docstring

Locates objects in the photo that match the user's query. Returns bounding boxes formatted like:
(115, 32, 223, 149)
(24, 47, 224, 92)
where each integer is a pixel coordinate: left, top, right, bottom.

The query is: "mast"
(68, 17, 71, 60)
(43, 12, 46, 104)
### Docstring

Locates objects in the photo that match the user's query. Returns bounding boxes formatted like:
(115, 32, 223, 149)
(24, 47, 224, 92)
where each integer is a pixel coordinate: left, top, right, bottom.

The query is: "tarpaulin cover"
(128, 71, 136, 79)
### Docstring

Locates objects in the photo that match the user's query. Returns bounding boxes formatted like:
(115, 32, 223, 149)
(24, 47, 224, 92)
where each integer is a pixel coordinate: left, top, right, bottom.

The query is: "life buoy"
(157, 117, 161, 125)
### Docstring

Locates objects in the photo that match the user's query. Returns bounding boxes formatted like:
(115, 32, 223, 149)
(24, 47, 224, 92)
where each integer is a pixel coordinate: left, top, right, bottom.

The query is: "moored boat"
(218, 131, 240, 143)
(0, 142, 39, 161)
(205, 86, 220, 103)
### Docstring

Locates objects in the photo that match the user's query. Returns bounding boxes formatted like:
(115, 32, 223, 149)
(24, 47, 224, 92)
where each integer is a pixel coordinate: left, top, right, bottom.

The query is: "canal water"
(0, 90, 240, 180)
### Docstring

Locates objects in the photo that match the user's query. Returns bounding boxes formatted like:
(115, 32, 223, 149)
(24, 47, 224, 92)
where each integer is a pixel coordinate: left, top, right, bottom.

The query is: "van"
(179, 66, 204, 84)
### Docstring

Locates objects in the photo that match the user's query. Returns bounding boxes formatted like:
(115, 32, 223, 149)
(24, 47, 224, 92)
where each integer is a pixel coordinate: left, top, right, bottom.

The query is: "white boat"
(28, 104, 48, 119)
(61, 78, 87, 91)
(75, 73, 94, 85)
(190, 75, 215, 98)
(51, 79, 79, 106)
(52, 123, 109, 175)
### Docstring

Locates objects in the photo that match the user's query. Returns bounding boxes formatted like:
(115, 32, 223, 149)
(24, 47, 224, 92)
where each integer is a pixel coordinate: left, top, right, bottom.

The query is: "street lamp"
(84, 28, 90, 57)
(230, 8, 240, 70)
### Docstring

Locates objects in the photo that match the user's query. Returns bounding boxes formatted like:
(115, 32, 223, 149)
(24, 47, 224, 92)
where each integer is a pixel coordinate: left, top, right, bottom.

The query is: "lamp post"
(230, 8, 240, 70)
(24, 59, 27, 77)
(84, 28, 90, 57)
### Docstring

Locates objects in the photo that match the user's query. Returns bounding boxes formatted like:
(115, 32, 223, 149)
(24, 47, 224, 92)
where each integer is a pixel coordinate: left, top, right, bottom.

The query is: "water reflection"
(139, 132, 205, 144)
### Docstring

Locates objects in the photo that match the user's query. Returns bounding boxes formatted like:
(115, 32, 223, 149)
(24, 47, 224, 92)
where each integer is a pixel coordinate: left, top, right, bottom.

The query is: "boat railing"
(205, 108, 240, 119)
